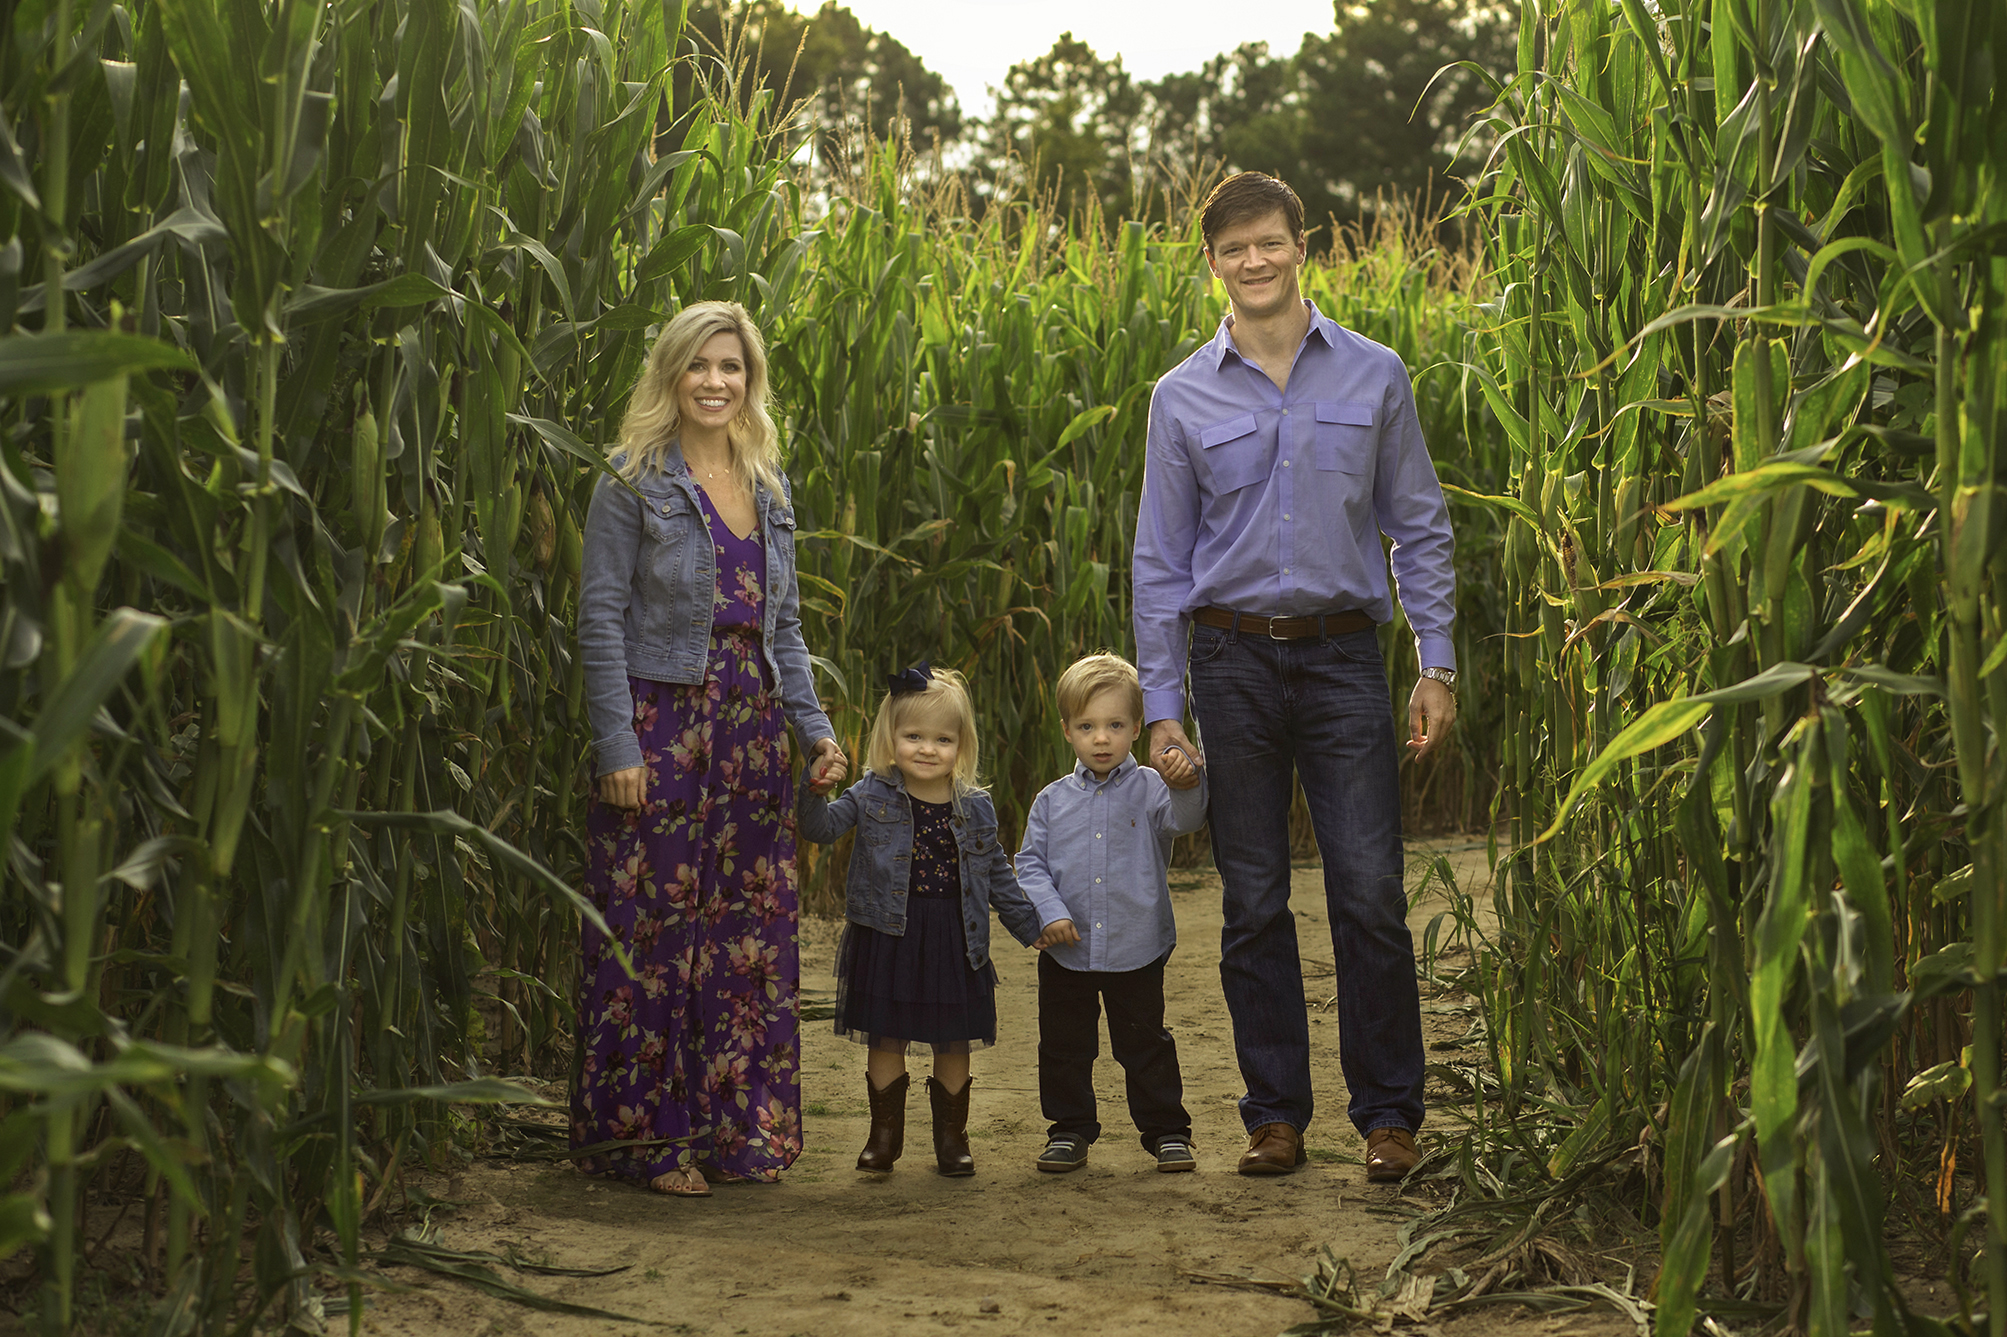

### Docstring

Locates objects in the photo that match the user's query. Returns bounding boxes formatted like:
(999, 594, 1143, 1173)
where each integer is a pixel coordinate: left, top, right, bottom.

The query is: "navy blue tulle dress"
(832, 796, 998, 1055)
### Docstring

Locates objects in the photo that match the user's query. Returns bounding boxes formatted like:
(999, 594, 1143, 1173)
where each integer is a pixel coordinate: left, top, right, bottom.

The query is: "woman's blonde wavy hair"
(616, 300, 786, 499)
(864, 666, 983, 797)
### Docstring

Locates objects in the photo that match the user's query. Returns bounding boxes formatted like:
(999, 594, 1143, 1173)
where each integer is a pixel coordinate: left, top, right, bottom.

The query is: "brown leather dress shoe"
(1237, 1122, 1307, 1175)
(1366, 1127, 1420, 1182)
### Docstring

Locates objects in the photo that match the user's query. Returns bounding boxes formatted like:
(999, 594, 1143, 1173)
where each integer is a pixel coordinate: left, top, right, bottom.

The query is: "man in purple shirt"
(1132, 172, 1458, 1182)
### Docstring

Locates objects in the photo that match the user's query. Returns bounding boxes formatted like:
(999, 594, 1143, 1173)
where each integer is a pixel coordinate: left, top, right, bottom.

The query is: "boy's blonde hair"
(865, 665, 983, 794)
(1055, 652, 1145, 723)
(616, 300, 786, 500)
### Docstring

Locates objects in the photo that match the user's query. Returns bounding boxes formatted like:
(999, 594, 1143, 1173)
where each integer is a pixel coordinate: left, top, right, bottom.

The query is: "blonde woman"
(574, 301, 847, 1197)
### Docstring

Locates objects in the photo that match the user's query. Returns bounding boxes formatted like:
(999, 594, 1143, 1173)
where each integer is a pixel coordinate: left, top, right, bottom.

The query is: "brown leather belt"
(1192, 607, 1375, 639)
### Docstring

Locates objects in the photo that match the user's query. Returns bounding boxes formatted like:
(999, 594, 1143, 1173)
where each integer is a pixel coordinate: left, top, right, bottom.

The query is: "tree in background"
(1149, 0, 1514, 235)
(978, 33, 1154, 223)
(1149, 43, 1307, 212)
(1290, 0, 1512, 225)
(677, 0, 961, 156)
(668, 0, 1508, 231)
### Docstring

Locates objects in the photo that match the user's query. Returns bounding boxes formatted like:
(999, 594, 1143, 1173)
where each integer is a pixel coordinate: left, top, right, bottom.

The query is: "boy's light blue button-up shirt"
(1015, 756, 1209, 974)
(1132, 302, 1458, 725)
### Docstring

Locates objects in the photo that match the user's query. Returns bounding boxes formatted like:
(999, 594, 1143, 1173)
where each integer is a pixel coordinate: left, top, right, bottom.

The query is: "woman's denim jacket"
(579, 445, 833, 776)
(797, 770, 1050, 971)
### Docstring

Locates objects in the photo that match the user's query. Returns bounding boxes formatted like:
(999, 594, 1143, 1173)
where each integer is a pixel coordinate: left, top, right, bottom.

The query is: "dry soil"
(357, 838, 1640, 1337)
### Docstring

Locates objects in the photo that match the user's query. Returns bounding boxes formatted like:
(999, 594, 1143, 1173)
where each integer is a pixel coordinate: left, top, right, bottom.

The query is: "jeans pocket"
(1188, 624, 1231, 666)
(1325, 627, 1383, 665)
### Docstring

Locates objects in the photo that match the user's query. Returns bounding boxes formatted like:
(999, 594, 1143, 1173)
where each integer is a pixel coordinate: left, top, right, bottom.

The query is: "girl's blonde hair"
(616, 300, 786, 499)
(864, 666, 982, 795)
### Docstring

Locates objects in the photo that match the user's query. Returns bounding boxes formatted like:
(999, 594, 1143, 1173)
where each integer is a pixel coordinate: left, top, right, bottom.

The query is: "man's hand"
(600, 766, 647, 810)
(1406, 677, 1457, 759)
(808, 737, 849, 793)
(1033, 919, 1081, 951)
(1147, 720, 1203, 790)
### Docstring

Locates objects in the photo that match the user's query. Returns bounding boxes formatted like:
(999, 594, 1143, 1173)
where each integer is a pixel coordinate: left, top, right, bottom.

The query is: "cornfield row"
(1462, 0, 2004, 1330)
(0, 0, 1487, 1329)
(0, 0, 1999, 1332)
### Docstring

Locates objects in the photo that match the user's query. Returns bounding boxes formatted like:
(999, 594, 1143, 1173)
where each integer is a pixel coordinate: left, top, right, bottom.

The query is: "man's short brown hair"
(1200, 172, 1305, 251)
(1056, 653, 1145, 724)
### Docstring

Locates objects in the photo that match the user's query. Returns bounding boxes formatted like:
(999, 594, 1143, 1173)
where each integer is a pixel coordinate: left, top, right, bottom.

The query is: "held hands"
(1146, 720, 1203, 790)
(1033, 919, 1081, 951)
(1406, 677, 1458, 759)
(807, 737, 849, 793)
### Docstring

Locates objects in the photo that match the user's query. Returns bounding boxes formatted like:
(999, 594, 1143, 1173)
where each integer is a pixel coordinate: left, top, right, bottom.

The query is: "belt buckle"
(1268, 617, 1292, 641)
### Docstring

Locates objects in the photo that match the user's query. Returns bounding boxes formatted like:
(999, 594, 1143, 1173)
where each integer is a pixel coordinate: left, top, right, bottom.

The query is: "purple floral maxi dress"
(572, 490, 802, 1183)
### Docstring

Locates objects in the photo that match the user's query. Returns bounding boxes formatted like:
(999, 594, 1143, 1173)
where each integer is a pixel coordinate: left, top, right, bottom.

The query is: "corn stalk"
(1463, 0, 2003, 1328)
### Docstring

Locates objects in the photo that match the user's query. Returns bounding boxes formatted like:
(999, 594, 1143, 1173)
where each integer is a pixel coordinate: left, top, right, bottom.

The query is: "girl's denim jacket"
(797, 770, 1051, 970)
(579, 446, 834, 776)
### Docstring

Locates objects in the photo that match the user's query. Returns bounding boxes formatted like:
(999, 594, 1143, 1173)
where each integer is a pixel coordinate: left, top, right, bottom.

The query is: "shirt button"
(1283, 514, 1291, 521)
(1283, 459, 1292, 467)
(1283, 567, 1291, 574)
(1281, 408, 1290, 416)
(1095, 877, 1102, 884)
(1095, 832, 1102, 838)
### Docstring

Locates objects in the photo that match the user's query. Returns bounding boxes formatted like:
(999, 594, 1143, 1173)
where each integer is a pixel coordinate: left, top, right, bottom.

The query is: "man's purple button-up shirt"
(1132, 302, 1458, 724)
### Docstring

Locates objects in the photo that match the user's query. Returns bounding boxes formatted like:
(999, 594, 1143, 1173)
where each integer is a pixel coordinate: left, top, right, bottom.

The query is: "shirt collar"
(1072, 755, 1140, 790)
(1208, 300, 1339, 371)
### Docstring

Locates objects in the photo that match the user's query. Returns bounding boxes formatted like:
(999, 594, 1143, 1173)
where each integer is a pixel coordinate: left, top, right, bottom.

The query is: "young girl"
(798, 664, 1063, 1175)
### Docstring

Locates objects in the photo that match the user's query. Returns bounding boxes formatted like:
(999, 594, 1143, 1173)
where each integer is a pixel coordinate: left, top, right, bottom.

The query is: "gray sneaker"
(1036, 1136, 1089, 1173)
(1154, 1139, 1196, 1173)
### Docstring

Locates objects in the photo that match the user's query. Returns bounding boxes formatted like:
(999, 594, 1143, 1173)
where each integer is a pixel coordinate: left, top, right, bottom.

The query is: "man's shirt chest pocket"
(1314, 401, 1375, 473)
(1197, 413, 1268, 494)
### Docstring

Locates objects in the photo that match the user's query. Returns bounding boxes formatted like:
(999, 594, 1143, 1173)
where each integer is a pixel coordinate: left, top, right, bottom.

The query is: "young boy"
(1016, 653, 1208, 1172)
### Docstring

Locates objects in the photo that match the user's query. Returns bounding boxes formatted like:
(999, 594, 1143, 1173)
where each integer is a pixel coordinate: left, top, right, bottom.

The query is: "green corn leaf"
(26, 608, 167, 782)
(286, 273, 453, 324)
(0, 331, 195, 397)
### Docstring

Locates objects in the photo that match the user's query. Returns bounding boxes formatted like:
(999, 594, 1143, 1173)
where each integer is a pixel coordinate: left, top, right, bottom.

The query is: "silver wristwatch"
(1420, 667, 1458, 692)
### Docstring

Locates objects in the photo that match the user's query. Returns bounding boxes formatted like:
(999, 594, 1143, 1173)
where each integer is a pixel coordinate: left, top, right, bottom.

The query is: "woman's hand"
(599, 766, 647, 810)
(808, 737, 849, 793)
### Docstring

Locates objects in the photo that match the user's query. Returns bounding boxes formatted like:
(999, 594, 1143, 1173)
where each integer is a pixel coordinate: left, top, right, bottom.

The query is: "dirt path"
(361, 839, 1625, 1337)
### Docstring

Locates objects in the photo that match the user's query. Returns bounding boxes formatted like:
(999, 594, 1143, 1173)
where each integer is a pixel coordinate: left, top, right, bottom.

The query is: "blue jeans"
(1187, 621, 1424, 1138)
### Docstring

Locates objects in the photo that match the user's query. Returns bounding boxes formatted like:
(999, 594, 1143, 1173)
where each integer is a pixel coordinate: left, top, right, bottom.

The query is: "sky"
(804, 0, 1342, 121)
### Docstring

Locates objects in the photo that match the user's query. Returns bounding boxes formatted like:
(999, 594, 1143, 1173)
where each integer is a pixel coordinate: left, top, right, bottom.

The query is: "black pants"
(1037, 951, 1191, 1151)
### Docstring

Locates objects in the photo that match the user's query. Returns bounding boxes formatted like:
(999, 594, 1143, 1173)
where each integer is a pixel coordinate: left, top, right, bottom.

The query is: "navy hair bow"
(886, 662, 932, 696)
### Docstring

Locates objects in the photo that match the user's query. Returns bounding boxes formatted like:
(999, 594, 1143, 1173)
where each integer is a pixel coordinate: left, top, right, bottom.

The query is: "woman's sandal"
(647, 1168, 712, 1198)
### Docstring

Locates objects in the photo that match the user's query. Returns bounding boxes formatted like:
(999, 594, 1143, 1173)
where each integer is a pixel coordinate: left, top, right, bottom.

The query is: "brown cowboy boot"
(927, 1075, 975, 1177)
(856, 1073, 909, 1172)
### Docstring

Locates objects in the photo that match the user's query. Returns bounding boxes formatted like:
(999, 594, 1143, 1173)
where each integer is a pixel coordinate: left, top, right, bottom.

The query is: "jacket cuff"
(594, 734, 644, 776)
